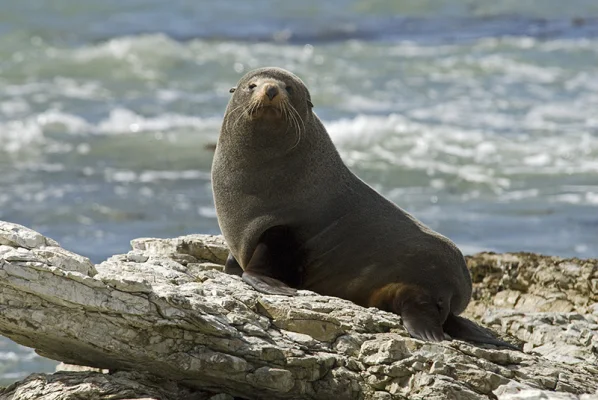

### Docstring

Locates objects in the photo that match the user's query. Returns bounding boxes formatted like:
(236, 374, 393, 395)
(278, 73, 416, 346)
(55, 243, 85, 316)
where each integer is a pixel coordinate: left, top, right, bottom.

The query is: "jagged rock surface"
(465, 252, 598, 365)
(0, 221, 597, 400)
(0, 371, 211, 400)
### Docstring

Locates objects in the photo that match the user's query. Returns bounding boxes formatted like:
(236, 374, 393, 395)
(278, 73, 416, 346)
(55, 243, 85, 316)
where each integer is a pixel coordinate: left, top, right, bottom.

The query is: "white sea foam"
(95, 108, 221, 135)
(0, 352, 19, 361)
(324, 113, 598, 191)
(550, 194, 583, 204)
(0, 108, 222, 152)
(137, 170, 210, 182)
(1, 105, 596, 202)
(76, 34, 189, 60)
(585, 192, 598, 205)
(0, 33, 596, 208)
(0, 372, 27, 380)
(500, 189, 541, 201)
(0, 120, 44, 152)
(0, 99, 30, 116)
(477, 37, 598, 54)
(36, 111, 89, 133)
(104, 168, 210, 183)
(198, 206, 218, 218)
(469, 54, 561, 83)
(3, 79, 107, 100)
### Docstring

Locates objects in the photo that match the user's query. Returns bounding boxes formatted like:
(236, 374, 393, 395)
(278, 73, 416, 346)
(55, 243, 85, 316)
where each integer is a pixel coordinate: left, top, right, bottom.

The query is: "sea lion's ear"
(229, 87, 237, 93)
(307, 100, 313, 108)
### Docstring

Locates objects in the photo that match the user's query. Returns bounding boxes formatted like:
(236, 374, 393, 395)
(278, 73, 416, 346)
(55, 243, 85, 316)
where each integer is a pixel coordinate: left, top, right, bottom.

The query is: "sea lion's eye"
(248, 83, 257, 90)
(229, 87, 236, 93)
(285, 86, 293, 94)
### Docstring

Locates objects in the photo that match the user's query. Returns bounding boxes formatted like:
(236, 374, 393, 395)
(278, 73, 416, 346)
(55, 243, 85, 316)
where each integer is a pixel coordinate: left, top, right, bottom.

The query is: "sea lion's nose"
(265, 85, 279, 100)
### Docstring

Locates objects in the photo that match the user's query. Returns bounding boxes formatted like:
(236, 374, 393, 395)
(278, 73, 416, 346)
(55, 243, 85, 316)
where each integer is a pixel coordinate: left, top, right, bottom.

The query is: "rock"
(465, 252, 598, 365)
(0, 371, 211, 400)
(0, 221, 60, 249)
(495, 381, 598, 399)
(55, 362, 106, 373)
(0, 221, 597, 399)
(130, 234, 229, 264)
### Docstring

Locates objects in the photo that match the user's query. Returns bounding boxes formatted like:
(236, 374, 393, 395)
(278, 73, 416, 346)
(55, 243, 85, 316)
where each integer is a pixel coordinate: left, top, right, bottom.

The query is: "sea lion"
(211, 67, 516, 348)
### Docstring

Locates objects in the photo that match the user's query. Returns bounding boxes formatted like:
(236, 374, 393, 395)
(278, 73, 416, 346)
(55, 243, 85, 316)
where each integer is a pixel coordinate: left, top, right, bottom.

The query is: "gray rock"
(0, 221, 60, 249)
(0, 221, 597, 399)
(0, 371, 210, 400)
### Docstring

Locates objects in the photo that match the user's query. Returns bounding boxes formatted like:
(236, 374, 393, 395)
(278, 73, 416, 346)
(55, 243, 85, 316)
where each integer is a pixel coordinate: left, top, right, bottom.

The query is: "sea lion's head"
(222, 67, 313, 143)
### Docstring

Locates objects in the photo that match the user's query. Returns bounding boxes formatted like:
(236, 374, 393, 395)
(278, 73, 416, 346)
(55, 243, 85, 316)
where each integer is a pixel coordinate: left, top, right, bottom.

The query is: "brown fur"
(212, 67, 517, 349)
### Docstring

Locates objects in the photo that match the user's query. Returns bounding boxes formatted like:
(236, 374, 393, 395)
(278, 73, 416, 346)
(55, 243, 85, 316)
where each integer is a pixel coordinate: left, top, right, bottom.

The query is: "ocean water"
(1, 0, 597, 384)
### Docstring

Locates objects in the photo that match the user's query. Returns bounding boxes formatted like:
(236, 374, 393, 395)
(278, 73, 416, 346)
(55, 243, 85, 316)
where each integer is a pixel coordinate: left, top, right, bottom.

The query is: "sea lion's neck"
(220, 120, 296, 156)
(215, 113, 352, 188)
(218, 113, 339, 164)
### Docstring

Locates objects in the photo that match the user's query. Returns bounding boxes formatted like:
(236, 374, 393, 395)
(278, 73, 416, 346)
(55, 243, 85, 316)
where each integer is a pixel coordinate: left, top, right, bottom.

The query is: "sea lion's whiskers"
(232, 99, 261, 130)
(230, 107, 246, 131)
(225, 103, 246, 131)
(284, 103, 298, 139)
(288, 119, 301, 150)
(286, 100, 304, 134)
(248, 99, 263, 117)
(235, 99, 260, 129)
(296, 105, 306, 135)
(287, 104, 304, 150)
(280, 100, 292, 136)
(286, 103, 298, 139)
(280, 101, 295, 133)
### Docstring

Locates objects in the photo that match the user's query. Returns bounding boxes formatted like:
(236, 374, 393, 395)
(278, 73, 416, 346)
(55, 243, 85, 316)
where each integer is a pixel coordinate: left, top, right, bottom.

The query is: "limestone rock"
(0, 371, 210, 400)
(465, 252, 598, 365)
(0, 221, 597, 399)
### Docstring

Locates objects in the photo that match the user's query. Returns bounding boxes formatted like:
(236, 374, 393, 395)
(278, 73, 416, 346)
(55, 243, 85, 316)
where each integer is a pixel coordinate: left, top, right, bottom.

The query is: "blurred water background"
(1, 0, 597, 384)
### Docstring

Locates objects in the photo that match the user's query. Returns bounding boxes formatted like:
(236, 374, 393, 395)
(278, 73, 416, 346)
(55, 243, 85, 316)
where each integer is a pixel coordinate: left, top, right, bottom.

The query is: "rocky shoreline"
(0, 220, 596, 399)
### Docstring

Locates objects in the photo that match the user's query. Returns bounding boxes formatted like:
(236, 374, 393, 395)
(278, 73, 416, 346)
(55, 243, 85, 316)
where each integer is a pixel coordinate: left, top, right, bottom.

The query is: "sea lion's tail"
(443, 314, 521, 351)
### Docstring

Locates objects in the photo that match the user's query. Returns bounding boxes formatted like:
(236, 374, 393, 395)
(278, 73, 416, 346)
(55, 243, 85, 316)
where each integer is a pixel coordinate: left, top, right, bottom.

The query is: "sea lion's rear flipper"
(224, 253, 243, 276)
(443, 314, 521, 350)
(397, 288, 445, 342)
(401, 305, 445, 342)
(370, 282, 445, 342)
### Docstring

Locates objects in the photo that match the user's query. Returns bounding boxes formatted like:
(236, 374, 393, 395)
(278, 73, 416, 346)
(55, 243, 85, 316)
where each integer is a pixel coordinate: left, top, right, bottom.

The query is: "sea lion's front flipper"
(224, 253, 243, 276)
(242, 271, 297, 296)
(242, 241, 297, 296)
